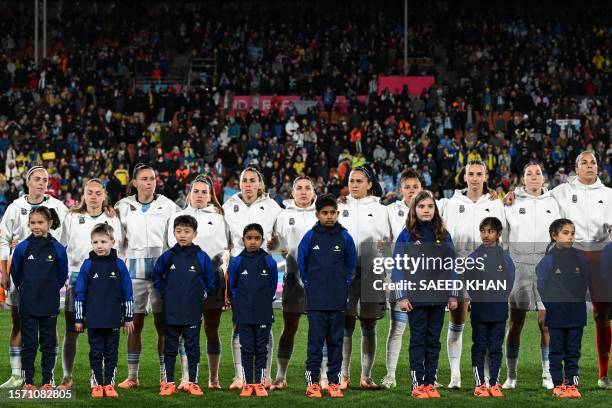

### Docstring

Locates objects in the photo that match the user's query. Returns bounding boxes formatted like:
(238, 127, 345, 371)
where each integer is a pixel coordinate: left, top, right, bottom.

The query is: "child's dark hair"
(29, 206, 61, 230)
(174, 214, 198, 231)
(315, 194, 338, 212)
(546, 218, 574, 253)
(91, 223, 115, 240)
(243, 223, 264, 237)
(479, 217, 503, 234)
(407, 191, 448, 240)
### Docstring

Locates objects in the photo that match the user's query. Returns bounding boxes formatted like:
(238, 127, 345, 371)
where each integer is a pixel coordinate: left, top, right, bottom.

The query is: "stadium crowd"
(0, 1, 610, 215)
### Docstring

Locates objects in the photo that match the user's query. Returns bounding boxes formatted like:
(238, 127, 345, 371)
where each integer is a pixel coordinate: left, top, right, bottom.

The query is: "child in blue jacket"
(537, 219, 589, 399)
(391, 191, 458, 399)
(152, 215, 216, 397)
(11, 207, 68, 391)
(74, 223, 134, 398)
(466, 217, 515, 398)
(228, 223, 278, 398)
(298, 194, 357, 398)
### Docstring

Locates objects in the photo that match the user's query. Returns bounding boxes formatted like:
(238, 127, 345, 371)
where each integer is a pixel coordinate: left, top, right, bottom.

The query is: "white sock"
(207, 341, 221, 383)
(447, 323, 464, 380)
(9, 347, 22, 378)
(62, 333, 78, 380)
(265, 331, 274, 380)
(361, 325, 377, 379)
(321, 345, 328, 381)
(341, 327, 354, 379)
(158, 353, 166, 383)
(506, 344, 519, 379)
(127, 352, 140, 381)
(484, 350, 490, 383)
(541, 346, 550, 377)
(232, 330, 242, 379)
(179, 339, 188, 382)
(386, 318, 406, 379)
(276, 344, 293, 380)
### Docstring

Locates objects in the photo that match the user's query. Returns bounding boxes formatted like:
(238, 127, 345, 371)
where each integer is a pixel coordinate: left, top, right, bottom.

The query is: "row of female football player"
(0, 150, 609, 394)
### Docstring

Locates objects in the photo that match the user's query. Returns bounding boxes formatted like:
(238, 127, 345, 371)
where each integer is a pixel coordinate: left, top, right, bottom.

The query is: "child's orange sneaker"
(183, 382, 203, 396)
(327, 383, 344, 398)
(240, 384, 254, 397)
(565, 385, 581, 398)
(474, 384, 490, 397)
(254, 383, 268, 397)
(552, 385, 568, 398)
(411, 384, 429, 399)
(159, 382, 176, 396)
(103, 384, 118, 398)
(488, 384, 504, 397)
(425, 384, 440, 398)
(91, 385, 104, 398)
(306, 383, 323, 398)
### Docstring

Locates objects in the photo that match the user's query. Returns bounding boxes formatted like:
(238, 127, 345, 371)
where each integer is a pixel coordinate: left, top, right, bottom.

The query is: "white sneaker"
(448, 376, 461, 389)
(502, 378, 517, 389)
(0, 375, 25, 389)
(380, 375, 397, 389)
(598, 376, 612, 390)
(542, 373, 554, 390)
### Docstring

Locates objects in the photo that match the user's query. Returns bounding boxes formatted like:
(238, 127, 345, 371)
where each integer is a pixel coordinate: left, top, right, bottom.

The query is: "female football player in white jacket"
(269, 176, 317, 390)
(167, 174, 229, 390)
(381, 169, 424, 389)
(114, 164, 179, 389)
(338, 165, 391, 390)
(502, 162, 560, 390)
(0, 166, 69, 389)
(550, 151, 612, 389)
(222, 166, 282, 389)
(441, 160, 505, 389)
(58, 178, 122, 390)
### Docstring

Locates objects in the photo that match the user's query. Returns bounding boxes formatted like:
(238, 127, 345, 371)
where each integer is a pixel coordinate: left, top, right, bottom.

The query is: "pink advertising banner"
(377, 75, 435, 96)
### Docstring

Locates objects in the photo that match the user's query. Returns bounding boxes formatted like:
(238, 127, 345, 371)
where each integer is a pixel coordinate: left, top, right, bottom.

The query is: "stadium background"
(0, 0, 610, 406)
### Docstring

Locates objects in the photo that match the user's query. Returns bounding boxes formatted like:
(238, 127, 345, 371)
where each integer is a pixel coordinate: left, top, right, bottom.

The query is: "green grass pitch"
(0, 309, 609, 407)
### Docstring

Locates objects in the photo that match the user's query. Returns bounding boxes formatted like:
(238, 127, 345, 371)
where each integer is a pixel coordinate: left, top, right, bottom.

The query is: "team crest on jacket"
(189, 265, 196, 272)
(129, 205, 136, 211)
(572, 195, 578, 203)
(261, 269, 268, 276)
(289, 218, 295, 225)
(110, 271, 117, 278)
(398, 210, 404, 217)
(519, 208, 526, 214)
(79, 216, 85, 224)
(233, 205, 239, 213)
(21, 208, 28, 215)
(46, 254, 54, 262)
(459, 205, 465, 213)
(343, 210, 349, 217)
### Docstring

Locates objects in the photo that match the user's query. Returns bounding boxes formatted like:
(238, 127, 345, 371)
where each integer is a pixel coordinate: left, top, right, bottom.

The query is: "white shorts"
(202, 268, 226, 311)
(508, 262, 544, 311)
(6, 276, 18, 307)
(281, 272, 305, 314)
(346, 278, 386, 320)
(133, 279, 163, 314)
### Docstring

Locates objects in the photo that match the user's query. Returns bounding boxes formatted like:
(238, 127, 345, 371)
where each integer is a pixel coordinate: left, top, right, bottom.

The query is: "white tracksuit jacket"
(550, 177, 612, 250)
(222, 193, 282, 257)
